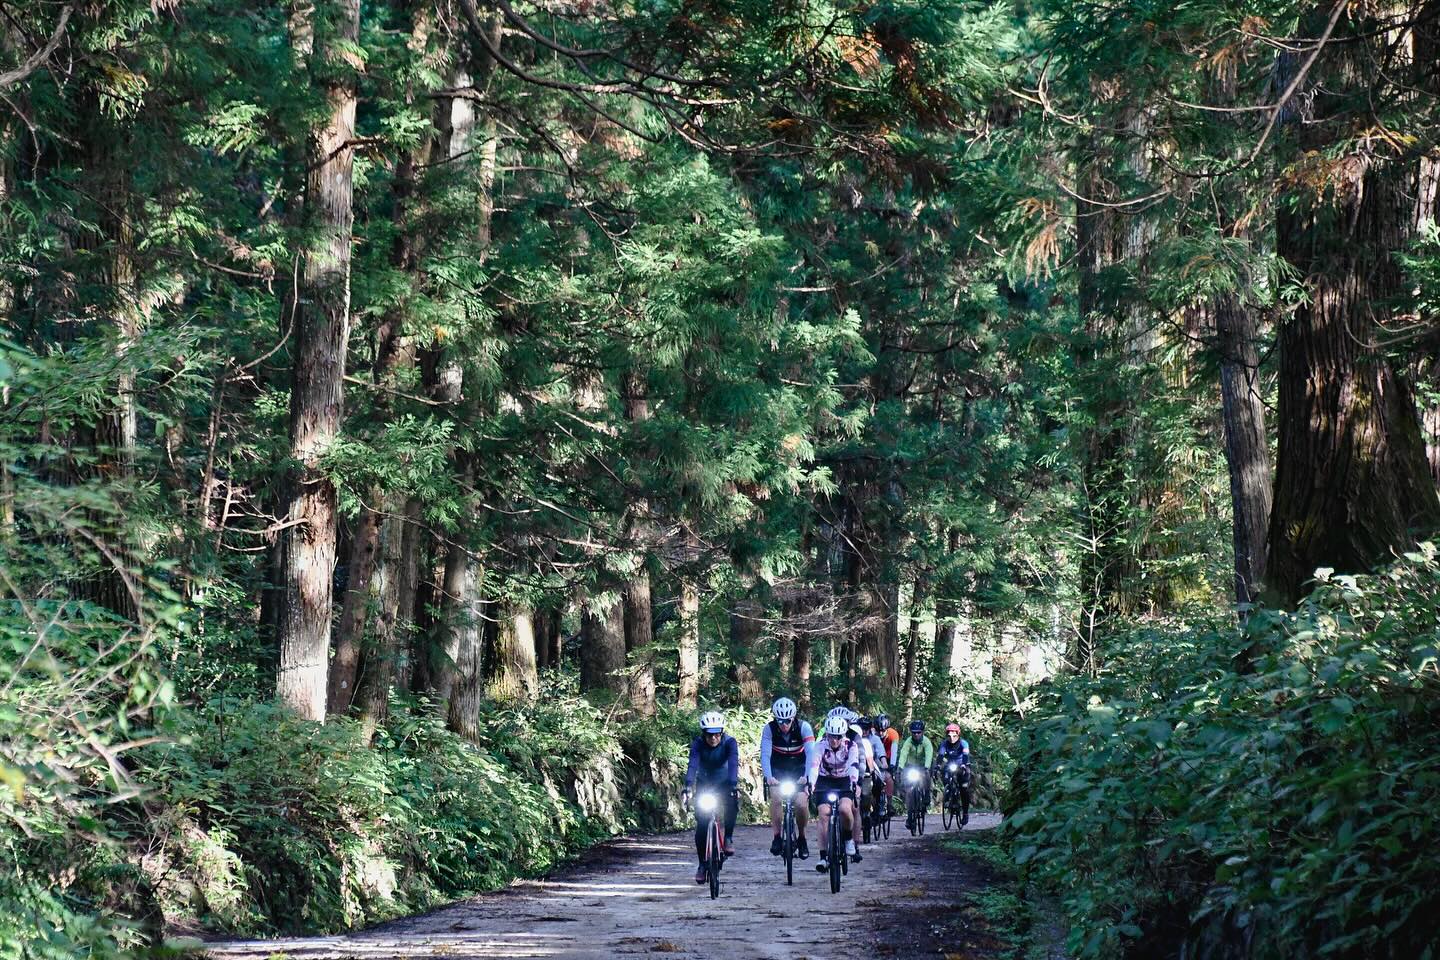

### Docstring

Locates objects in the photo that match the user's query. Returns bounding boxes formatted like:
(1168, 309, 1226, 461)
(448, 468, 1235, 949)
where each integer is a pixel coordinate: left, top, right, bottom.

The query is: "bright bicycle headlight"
(906, 769, 921, 784)
(948, 763, 958, 772)
(697, 793, 718, 813)
(826, 792, 839, 803)
(780, 781, 796, 798)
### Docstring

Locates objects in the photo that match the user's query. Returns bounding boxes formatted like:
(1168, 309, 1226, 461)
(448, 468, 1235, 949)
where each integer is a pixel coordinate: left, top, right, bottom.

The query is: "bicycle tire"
(708, 818, 722, 900)
(828, 813, 842, 893)
(783, 804, 795, 886)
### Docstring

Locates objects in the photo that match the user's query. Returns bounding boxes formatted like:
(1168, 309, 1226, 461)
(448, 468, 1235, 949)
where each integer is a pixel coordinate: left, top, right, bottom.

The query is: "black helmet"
(875, 713, 890, 730)
(909, 720, 925, 733)
(858, 716, 874, 730)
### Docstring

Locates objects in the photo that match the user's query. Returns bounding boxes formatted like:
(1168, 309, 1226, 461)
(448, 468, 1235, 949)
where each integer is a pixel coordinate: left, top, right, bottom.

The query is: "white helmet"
(772, 697, 797, 721)
(823, 716, 849, 736)
(848, 724, 863, 738)
(699, 710, 726, 734)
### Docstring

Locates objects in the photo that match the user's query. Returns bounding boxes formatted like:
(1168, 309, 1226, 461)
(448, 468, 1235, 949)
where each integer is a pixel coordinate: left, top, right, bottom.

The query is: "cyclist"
(933, 722, 972, 825)
(762, 696, 815, 859)
(682, 710, 739, 885)
(896, 720, 935, 814)
(808, 715, 860, 874)
(874, 713, 901, 814)
(858, 716, 889, 825)
(845, 721, 870, 862)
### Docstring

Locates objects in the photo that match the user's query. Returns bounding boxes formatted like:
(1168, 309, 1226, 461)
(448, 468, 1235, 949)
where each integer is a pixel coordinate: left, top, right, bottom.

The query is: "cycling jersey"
(879, 727, 901, 766)
(761, 718, 816, 780)
(685, 734, 739, 791)
(865, 733, 888, 770)
(896, 735, 934, 770)
(936, 738, 970, 768)
(808, 737, 860, 785)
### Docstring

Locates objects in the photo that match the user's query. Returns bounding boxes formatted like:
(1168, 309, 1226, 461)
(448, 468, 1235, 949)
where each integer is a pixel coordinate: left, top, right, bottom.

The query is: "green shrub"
(135, 690, 631, 936)
(1007, 547, 1440, 959)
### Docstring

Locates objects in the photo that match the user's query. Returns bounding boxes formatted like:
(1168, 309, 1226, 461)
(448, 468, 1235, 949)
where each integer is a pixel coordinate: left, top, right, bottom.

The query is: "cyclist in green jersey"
(895, 720, 935, 811)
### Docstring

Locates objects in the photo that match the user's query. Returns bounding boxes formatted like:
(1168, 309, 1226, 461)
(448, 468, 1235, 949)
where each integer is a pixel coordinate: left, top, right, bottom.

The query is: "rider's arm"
(846, 741, 861, 785)
(760, 723, 774, 781)
(724, 737, 739, 791)
(896, 739, 912, 769)
(683, 737, 701, 791)
(888, 734, 899, 767)
(801, 721, 816, 780)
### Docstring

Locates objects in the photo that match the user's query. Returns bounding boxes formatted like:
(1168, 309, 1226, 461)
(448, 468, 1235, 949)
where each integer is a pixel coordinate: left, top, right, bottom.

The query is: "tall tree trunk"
(677, 577, 701, 709)
(445, 561, 485, 740)
(486, 602, 538, 700)
(728, 598, 767, 707)
(276, 0, 361, 721)
(356, 493, 407, 737)
(581, 596, 627, 695)
(793, 607, 812, 714)
(1215, 293, 1272, 609)
(621, 370, 657, 716)
(901, 576, 926, 719)
(930, 528, 960, 690)
(534, 610, 551, 672)
(429, 535, 470, 707)
(1267, 6, 1440, 600)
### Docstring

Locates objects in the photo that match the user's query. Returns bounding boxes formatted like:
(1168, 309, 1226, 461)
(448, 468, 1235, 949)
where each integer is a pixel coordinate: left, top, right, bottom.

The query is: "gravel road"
(202, 811, 1003, 960)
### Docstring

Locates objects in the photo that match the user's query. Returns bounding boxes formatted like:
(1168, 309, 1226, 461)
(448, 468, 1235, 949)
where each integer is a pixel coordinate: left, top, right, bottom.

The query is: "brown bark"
(486, 602, 538, 700)
(275, 0, 360, 721)
(330, 506, 379, 713)
(1267, 8, 1440, 601)
(792, 614, 812, 714)
(901, 577, 926, 719)
(930, 528, 960, 689)
(728, 597, 766, 706)
(356, 495, 407, 737)
(581, 596, 627, 695)
(677, 578, 701, 709)
(330, 23, 431, 709)
(621, 370, 657, 716)
(445, 561, 485, 741)
(1215, 293, 1272, 608)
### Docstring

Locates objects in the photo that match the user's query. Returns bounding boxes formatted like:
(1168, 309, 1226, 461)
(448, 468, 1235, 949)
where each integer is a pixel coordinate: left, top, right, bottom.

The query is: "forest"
(2, 0, 1439, 956)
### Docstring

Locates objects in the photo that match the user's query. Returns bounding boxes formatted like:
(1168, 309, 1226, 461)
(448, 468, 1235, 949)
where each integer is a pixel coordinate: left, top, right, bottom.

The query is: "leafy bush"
(1006, 547, 1440, 959)
(135, 691, 632, 936)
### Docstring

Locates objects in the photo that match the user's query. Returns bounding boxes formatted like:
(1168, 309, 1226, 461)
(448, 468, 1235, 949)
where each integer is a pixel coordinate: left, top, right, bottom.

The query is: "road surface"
(203, 812, 1003, 960)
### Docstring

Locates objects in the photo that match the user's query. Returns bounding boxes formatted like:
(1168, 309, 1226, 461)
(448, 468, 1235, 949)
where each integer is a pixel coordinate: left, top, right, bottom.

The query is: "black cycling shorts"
(813, 775, 852, 803)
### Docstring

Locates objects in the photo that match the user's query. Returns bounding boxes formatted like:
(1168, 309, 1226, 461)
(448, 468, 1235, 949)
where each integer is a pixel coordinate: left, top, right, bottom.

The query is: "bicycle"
(695, 791, 726, 899)
(820, 788, 849, 893)
(940, 761, 970, 831)
(775, 777, 806, 886)
(902, 767, 927, 836)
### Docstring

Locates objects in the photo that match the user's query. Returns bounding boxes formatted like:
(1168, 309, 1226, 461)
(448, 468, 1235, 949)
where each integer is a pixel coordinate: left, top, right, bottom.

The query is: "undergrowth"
(1006, 547, 1440, 959)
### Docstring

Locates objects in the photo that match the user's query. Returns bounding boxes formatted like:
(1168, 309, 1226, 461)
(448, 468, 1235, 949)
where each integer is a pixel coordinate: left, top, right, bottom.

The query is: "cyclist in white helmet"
(808, 714, 860, 873)
(682, 710, 739, 884)
(762, 696, 815, 858)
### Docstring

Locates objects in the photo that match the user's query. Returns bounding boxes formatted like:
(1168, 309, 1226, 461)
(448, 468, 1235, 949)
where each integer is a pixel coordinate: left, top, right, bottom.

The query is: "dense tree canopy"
(3, 0, 1439, 955)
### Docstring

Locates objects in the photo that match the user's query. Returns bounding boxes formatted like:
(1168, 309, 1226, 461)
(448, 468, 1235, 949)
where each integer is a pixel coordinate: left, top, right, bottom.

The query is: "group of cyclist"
(681, 697, 974, 883)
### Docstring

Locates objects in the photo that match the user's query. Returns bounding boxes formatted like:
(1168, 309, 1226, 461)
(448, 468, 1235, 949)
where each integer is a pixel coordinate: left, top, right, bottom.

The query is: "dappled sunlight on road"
(203, 815, 1003, 959)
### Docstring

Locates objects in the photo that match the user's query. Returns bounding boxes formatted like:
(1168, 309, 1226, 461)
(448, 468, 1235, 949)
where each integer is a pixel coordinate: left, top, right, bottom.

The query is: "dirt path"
(203, 812, 1002, 960)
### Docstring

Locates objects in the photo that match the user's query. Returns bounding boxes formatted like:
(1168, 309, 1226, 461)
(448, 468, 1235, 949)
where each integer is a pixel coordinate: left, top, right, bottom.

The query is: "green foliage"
(1006, 549, 1440, 959)
(135, 692, 636, 936)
